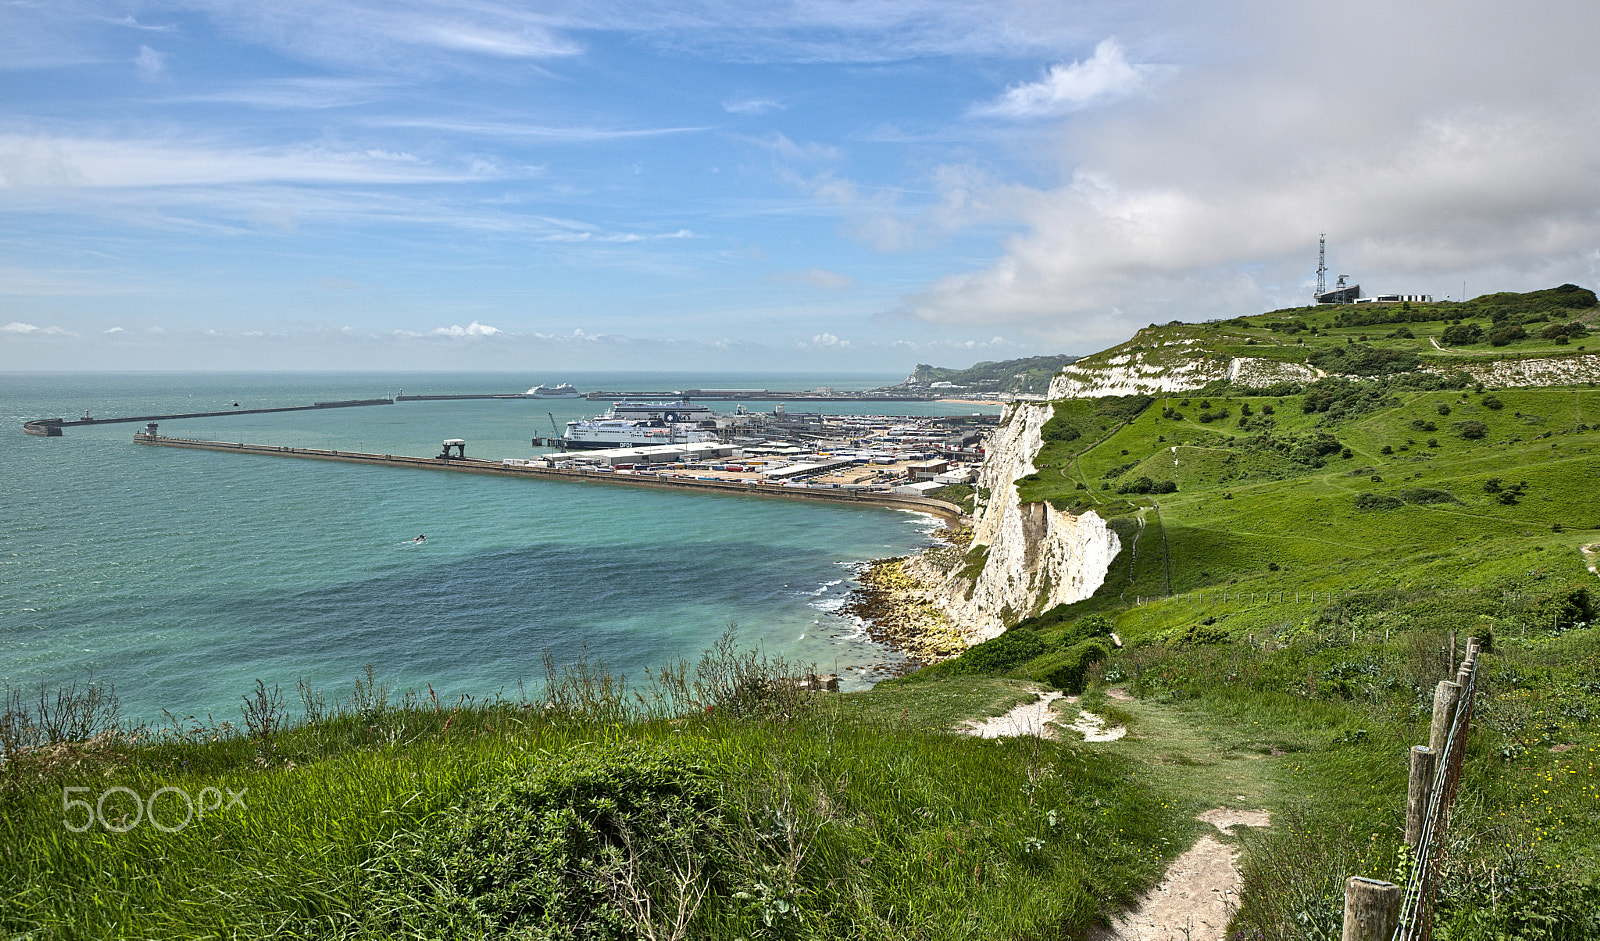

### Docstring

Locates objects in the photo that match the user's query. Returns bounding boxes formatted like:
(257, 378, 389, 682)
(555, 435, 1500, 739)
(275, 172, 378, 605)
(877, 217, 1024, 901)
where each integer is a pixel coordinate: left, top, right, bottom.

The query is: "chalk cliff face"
(1422, 353, 1600, 387)
(1048, 338, 1316, 399)
(915, 402, 1120, 642)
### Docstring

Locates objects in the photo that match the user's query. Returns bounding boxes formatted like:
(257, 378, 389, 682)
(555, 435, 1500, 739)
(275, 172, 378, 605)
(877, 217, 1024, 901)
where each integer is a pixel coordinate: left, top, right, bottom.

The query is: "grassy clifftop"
(1053, 283, 1599, 395)
(904, 286, 1600, 936)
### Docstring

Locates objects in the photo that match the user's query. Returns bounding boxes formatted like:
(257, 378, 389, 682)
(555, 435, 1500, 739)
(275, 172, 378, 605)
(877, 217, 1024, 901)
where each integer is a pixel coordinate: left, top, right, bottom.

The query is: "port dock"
(23, 398, 392, 436)
(131, 431, 966, 521)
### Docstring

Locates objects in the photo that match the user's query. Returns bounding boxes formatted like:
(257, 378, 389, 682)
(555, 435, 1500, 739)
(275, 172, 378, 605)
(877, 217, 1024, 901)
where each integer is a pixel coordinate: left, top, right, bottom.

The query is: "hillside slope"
(904, 285, 1600, 937)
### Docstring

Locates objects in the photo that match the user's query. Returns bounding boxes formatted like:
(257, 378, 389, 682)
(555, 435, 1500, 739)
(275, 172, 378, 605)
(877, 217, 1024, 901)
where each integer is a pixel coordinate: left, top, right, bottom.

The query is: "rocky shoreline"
(840, 553, 968, 675)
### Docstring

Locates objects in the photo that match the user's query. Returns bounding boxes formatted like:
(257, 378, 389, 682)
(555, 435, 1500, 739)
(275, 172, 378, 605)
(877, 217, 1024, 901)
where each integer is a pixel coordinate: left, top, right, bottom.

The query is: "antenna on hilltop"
(1316, 233, 1327, 298)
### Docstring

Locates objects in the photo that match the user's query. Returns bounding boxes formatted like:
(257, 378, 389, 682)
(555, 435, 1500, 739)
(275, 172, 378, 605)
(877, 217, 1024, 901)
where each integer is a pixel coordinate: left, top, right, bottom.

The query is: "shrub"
(1455, 420, 1489, 439)
(1489, 325, 1527, 346)
(1037, 640, 1112, 693)
(958, 629, 1048, 674)
(1354, 493, 1404, 510)
(1541, 321, 1590, 340)
(366, 743, 726, 940)
(1398, 487, 1461, 505)
(1482, 395, 1504, 410)
(1442, 323, 1484, 345)
(1307, 344, 1421, 376)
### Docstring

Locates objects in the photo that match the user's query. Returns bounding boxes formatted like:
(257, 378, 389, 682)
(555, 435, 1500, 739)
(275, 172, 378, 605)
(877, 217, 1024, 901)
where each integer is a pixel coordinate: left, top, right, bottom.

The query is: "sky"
(3, 0, 1599, 372)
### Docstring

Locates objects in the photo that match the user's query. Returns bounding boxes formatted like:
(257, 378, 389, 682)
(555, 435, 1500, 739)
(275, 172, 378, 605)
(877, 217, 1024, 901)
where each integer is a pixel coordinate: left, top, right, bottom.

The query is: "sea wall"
(1048, 342, 1315, 399)
(912, 402, 1120, 642)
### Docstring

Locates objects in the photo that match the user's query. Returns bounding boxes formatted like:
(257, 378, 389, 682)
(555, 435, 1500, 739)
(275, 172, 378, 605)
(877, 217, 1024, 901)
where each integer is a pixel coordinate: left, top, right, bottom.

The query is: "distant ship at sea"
(525, 383, 582, 397)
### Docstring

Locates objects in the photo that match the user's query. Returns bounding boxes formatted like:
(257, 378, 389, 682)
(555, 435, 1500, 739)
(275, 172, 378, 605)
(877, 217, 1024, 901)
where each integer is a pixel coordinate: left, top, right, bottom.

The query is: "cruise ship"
(552, 400, 720, 449)
(525, 383, 582, 397)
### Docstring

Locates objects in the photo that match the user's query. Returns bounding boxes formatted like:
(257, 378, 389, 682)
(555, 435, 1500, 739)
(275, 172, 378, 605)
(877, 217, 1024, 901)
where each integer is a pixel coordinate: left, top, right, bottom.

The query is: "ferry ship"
(553, 400, 720, 450)
(525, 383, 582, 397)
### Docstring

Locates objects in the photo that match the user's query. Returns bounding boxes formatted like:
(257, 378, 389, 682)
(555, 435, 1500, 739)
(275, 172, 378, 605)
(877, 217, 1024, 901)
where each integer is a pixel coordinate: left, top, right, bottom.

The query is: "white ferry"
(525, 383, 582, 397)
(555, 400, 720, 449)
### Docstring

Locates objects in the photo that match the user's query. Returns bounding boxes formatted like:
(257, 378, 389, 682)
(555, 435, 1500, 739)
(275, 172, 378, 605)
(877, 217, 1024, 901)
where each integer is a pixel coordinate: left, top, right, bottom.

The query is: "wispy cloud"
(755, 132, 839, 162)
(2, 321, 74, 335)
(177, 0, 583, 69)
(772, 269, 856, 290)
(369, 118, 713, 142)
(973, 39, 1151, 118)
(541, 228, 693, 243)
(134, 45, 168, 81)
(172, 78, 402, 110)
(724, 97, 782, 114)
(0, 134, 490, 188)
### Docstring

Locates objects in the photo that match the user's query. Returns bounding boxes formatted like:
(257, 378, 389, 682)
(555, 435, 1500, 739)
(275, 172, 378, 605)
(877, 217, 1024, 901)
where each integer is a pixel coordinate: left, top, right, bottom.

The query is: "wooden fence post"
(1406, 745, 1437, 847)
(1343, 877, 1402, 941)
(1430, 680, 1462, 756)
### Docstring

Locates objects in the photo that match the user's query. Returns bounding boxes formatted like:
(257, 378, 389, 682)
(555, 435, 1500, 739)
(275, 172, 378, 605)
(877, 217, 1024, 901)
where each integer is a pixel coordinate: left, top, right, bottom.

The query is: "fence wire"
(1392, 656, 1477, 941)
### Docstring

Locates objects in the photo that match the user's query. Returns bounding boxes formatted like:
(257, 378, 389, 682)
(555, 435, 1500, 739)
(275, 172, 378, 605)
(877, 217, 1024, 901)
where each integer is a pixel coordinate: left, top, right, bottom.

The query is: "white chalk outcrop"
(1048, 338, 1315, 399)
(915, 402, 1120, 642)
(1422, 353, 1600, 387)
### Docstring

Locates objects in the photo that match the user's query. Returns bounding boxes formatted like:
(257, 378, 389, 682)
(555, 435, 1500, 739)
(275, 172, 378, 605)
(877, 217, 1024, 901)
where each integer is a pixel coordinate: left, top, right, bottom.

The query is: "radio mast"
(1316, 233, 1327, 297)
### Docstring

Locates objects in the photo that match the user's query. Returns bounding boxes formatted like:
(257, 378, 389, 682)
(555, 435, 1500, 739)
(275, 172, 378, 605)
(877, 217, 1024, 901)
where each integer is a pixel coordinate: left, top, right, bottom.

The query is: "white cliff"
(1048, 336, 1315, 399)
(914, 402, 1121, 642)
(1422, 352, 1600, 387)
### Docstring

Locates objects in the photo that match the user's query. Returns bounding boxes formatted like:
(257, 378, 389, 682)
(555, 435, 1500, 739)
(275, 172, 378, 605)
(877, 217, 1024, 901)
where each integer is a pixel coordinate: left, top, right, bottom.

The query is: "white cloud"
(975, 39, 1150, 118)
(809, 332, 849, 348)
(0, 134, 486, 189)
(772, 269, 856, 290)
(724, 97, 782, 114)
(754, 132, 840, 163)
(908, 1, 1600, 345)
(104, 326, 124, 333)
(174, 0, 582, 70)
(432, 321, 501, 336)
(134, 45, 168, 80)
(3, 321, 72, 335)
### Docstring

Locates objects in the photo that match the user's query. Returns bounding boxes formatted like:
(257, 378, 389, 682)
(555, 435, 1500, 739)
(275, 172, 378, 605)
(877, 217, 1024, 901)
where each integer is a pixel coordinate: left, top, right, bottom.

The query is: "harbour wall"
(132, 433, 966, 522)
(23, 399, 392, 436)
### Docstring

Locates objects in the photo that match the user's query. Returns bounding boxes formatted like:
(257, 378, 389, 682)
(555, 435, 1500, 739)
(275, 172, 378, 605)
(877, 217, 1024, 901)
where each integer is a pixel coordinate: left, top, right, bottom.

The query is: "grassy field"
(1, 647, 1192, 941)
(919, 289, 1600, 938)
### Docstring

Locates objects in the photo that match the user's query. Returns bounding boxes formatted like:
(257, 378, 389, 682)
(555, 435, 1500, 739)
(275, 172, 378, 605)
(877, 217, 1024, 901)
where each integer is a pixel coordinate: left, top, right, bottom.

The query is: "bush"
(1398, 487, 1461, 505)
(1455, 420, 1489, 439)
(1541, 321, 1590, 340)
(1482, 395, 1504, 410)
(366, 742, 726, 940)
(1489, 325, 1527, 346)
(958, 629, 1048, 674)
(1354, 493, 1404, 510)
(1036, 640, 1112, 693)
(1307, 344, 1421, 376)
(1442, 323, 1484, 345)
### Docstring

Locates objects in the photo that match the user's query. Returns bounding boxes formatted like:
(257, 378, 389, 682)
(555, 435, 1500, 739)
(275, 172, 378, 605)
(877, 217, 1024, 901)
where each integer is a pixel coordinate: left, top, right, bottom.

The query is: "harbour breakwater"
(23, 398, 392, 436)
(131, 431, 966, 521)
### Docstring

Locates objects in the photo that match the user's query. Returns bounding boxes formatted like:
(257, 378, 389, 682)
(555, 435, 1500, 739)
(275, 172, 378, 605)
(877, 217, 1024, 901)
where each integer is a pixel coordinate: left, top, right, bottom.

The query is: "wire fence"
(1340, 638, 1479, 941)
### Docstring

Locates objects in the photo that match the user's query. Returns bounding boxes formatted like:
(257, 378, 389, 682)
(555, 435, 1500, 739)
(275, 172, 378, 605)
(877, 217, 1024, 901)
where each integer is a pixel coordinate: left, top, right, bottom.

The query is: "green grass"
(0, 659, 1189, 940)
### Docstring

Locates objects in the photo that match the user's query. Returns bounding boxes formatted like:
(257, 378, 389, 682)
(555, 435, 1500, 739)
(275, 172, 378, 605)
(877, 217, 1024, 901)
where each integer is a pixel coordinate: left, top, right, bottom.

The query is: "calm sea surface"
(1, 372, 998, 724)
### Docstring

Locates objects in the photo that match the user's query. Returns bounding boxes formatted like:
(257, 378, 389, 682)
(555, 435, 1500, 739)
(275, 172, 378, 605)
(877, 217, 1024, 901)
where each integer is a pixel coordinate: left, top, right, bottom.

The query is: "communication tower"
(1316, 233, 1327, 297)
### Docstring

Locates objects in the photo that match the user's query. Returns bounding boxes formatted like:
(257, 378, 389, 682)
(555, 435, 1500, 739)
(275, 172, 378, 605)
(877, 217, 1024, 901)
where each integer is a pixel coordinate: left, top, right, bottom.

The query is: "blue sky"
(3, 1, 1599, 371)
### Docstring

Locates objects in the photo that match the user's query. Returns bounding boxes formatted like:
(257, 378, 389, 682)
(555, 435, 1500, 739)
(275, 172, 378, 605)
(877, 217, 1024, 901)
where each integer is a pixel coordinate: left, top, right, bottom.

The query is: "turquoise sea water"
(1, 372, 997, 724)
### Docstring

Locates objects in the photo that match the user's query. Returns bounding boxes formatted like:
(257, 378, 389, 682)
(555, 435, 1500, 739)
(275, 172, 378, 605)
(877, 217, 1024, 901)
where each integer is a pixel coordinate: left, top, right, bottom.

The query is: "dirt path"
(1084, 695, 1286, 941)
(959, 689, 1128, 742)
(956, 688, 1283, 938)
(960, 689, 1066, 738)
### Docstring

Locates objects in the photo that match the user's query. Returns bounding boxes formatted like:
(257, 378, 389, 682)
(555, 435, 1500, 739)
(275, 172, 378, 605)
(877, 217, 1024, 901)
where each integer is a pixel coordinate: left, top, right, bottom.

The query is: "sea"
(1, 372, 999, 725)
